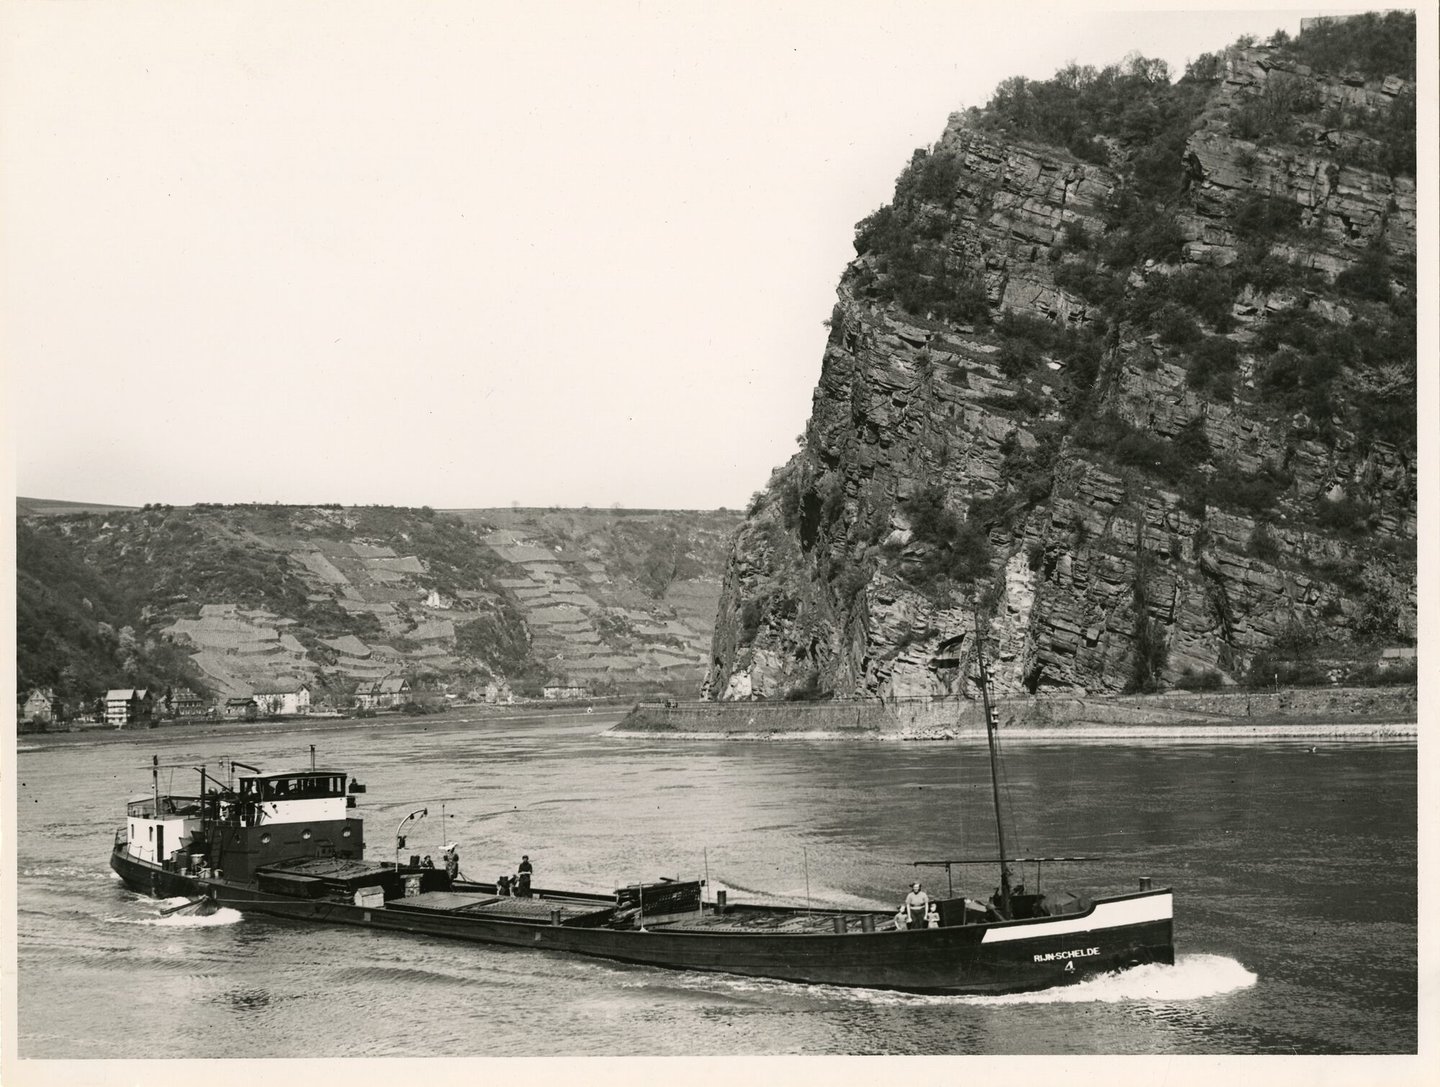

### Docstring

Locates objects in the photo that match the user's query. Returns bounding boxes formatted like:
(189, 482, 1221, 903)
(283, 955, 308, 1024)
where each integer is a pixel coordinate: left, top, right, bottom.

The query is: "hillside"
(16, 497, 138, 517)
(17, 504, 742, 710)
(706, 14, 1417, 701)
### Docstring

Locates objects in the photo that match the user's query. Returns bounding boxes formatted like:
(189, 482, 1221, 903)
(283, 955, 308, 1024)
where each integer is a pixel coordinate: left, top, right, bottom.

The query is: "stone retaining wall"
(616, 686, 1417, 738)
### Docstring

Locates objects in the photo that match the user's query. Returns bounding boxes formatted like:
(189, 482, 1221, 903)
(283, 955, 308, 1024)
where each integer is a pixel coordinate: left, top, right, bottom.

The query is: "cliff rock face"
(707, 32, 1416, 702)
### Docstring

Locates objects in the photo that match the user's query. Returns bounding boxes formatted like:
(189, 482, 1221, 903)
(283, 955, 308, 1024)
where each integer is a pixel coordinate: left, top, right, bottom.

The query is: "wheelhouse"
(234, 768, 352, 827)
(239, 771, 347, 802)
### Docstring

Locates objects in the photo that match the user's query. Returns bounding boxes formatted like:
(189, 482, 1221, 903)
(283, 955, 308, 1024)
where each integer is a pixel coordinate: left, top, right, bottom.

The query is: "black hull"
(111, 845, 1173, 994)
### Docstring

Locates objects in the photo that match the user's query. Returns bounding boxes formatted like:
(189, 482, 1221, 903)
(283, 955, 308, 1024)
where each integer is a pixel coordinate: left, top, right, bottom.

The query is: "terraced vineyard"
(16, 502, 742, 710)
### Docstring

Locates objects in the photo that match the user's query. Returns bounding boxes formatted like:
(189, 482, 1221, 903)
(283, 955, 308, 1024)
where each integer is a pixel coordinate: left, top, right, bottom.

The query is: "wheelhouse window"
(244, 774, 346, 801)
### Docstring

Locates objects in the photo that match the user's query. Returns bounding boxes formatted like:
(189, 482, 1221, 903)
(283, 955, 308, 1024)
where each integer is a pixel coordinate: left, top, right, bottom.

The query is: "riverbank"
(14, 703, 625, 751)
(610, 686, 1418, 742)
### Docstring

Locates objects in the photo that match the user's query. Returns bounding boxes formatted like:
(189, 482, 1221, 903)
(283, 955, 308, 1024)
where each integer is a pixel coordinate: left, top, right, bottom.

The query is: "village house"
(483, 680, 514, 705)
(105, 688, 155, 728)
(1377, 646, 1417, 672)
(355, 675, 410, 710)
(251, 682, 312, 716)
(223, 696, 258, 720)
(542, 683, 590, 701)
(22, 688, 59, 725)
(166, 687, 207, 718)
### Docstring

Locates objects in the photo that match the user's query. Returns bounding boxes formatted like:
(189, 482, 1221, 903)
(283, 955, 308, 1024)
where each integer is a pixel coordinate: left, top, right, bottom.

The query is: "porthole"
(341, 827, 352, 838)
(302, 829, 312, 840)
(260, 833, 271, 845)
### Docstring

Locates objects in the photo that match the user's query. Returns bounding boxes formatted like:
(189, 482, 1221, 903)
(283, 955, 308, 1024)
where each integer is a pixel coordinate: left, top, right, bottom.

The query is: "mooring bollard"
(1139, 876, 1152, 891)
(716, 890, 727, 915)
(861, 914, 875, 933)
(551, 908, 562, 926)
(832, 915, 846, 934)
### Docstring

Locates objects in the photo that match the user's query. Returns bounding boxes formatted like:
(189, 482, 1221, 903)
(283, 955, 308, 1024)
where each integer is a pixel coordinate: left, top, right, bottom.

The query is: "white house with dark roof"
(252, 682, 312, 716)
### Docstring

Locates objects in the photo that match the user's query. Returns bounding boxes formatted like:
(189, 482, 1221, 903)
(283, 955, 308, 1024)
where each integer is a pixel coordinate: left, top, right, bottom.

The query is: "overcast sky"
(2, 2, 1412, 509)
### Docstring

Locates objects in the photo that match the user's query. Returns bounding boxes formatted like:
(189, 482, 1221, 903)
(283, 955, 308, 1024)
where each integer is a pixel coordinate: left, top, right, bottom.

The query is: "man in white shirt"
(904, 881, 930, 929)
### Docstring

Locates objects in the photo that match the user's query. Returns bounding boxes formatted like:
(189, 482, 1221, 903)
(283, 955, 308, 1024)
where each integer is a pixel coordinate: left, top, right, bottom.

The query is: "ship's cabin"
(124, 793, 205, 865)
(238, 771, 347, 803)
(117, 755, 367, 878)
(233, 769, 353, 827)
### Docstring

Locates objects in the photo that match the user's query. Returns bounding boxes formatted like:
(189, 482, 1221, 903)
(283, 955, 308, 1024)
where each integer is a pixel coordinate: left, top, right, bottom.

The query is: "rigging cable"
(996, 723, 1024, 874)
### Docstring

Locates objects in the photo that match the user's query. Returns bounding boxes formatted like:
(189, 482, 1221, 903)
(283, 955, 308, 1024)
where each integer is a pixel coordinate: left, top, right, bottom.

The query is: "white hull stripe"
(980, 893, 1173, 944)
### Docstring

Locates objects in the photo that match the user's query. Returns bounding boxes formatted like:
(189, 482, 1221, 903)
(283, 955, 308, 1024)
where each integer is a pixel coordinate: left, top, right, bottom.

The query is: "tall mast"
(974, 610, 1013, 919)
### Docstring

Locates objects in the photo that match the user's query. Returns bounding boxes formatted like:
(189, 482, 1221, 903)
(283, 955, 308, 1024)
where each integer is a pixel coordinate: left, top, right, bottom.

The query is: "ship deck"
(382, 890, 897, 933)
(387, 890, 616, 925)
(648, 911, 898, 934)
(272, 858, 391, 880)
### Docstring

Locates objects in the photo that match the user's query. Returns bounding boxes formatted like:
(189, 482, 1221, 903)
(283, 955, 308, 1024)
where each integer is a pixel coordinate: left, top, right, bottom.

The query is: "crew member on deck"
(517, 855, 533, 898)
(904, 882, 930, 929)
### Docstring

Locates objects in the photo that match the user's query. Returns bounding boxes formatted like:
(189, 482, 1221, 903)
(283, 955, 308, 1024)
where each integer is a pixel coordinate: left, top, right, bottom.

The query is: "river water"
(14, 711, 1417, 1057)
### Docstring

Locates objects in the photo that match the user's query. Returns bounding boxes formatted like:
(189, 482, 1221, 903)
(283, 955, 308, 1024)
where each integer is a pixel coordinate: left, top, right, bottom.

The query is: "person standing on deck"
(904, 882, 930, 929)
(517, 855, 533, 897)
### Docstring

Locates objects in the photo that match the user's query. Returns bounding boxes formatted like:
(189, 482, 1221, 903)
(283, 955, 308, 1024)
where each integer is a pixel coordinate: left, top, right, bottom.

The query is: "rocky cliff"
(707, 19, 1417, 702)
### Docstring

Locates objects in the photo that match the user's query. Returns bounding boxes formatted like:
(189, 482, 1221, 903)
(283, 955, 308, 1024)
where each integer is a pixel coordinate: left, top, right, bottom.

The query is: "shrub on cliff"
(1155, 303, 1202, 346)
(1315, 495, 1375, 535)
(1100, 196, 1187, 266)
(992, 310, 1106, 412)
(1075, 413, 1195, 488)
(1248, 522, 1281, 562)
(1185, 336, 1240, 396)
(993, 311, 1063, 376)
(970, 426, 1063, 531)
(899, 484, 992, 596)
(738, 598, 765, 645)
(1174, 668, 1224, 691)
(1231, 70, 1322, 141)
(1125, 562, 1169, 694)
(977, 52, 1209, 201)
(851, 149, 993, 326)
(1278, 11, 1416, 81)
(1377, 87, 1416, 177)
(1119, 266, 1236, 335)
(1053, 259, 1125, 311)
(1059, 219, 1092, 253)
(1334, 240, 1396, 303)
(1205, 461, 1291, 515)
(1235, 16, 1416, 175)
(1352, 560, 1412, 642)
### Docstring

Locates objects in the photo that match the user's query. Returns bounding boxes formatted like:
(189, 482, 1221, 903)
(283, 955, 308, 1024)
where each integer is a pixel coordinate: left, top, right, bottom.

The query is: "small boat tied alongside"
(109, 622, 1174, 995)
